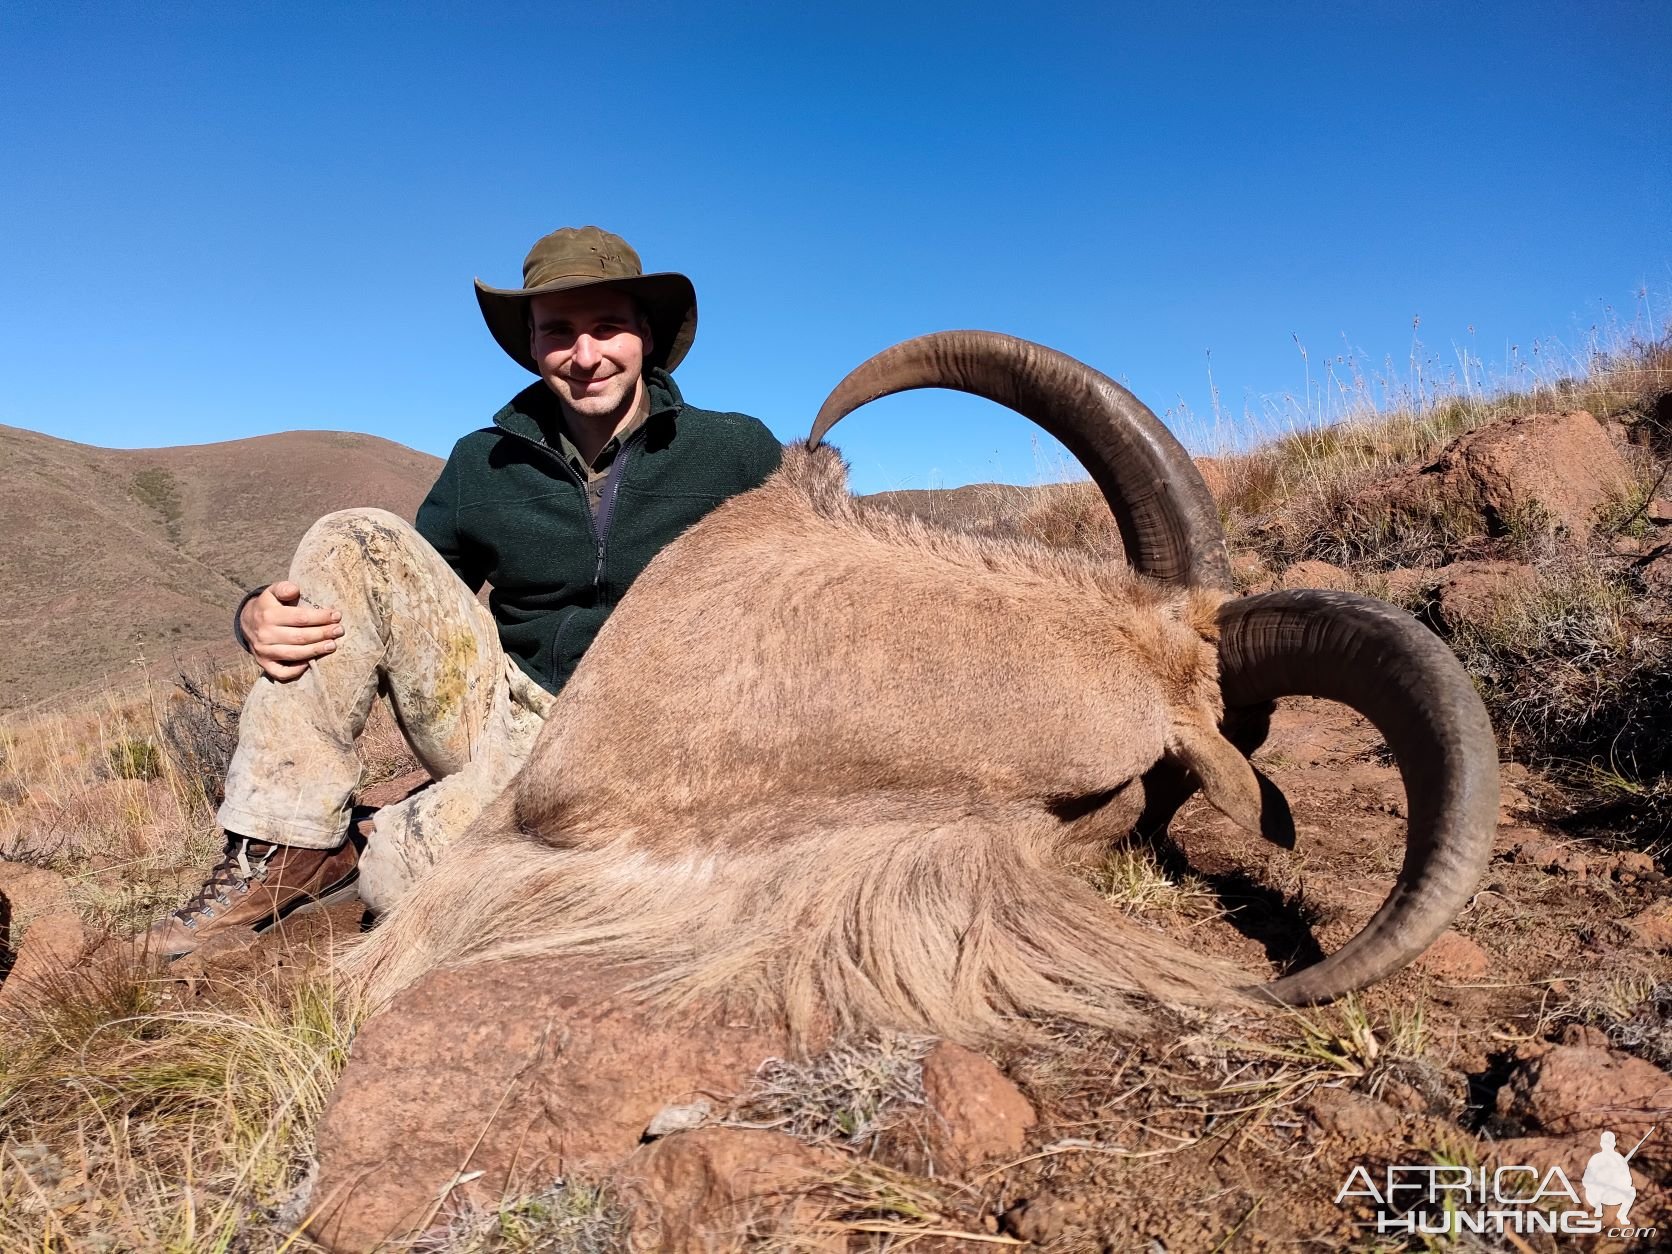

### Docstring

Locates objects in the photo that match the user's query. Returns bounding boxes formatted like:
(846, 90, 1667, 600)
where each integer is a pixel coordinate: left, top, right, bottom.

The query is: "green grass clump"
(106, 736, 165, 781)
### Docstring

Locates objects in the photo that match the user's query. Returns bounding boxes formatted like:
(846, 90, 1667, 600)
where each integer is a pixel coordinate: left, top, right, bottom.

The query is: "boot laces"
(174, 837, 275, 924)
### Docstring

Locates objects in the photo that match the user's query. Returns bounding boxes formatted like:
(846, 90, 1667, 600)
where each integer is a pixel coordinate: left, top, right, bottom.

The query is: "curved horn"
(810, 331, 1230, 589)
(1216, 590, 1499, 1004)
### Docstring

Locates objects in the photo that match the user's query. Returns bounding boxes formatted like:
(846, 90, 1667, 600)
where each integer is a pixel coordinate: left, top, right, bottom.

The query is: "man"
(143, 226, 783, 957)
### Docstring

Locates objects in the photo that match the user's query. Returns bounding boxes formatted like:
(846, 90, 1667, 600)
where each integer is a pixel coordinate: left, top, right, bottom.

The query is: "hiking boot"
(141, 834, 360, 960)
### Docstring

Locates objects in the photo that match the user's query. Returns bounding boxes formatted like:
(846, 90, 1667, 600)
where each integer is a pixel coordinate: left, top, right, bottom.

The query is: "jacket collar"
(492, 367, 683, 444)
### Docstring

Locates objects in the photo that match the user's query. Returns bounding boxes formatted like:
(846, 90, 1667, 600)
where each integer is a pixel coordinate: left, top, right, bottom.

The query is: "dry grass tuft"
(417, 1180, 628, 1254)
(1015, 482, 1122, 559)
(0, 955, 360, 1249)
(0, 663, 421, 1248)
(1546, 970, 1672, 1069)
(1087, 846, 1219, 921)
(728, 1033, 934, 1152)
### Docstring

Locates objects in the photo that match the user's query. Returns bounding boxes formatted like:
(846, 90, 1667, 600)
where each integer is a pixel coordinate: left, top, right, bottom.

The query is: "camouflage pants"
(216, 509, 552, 912)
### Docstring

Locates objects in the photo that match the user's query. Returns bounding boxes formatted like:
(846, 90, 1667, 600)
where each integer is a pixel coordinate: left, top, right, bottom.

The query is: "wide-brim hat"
(475, 225, 697, 375)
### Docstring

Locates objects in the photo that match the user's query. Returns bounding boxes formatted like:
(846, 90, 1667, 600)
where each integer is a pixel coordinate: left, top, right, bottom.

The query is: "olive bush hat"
(475, 225, 698, 374)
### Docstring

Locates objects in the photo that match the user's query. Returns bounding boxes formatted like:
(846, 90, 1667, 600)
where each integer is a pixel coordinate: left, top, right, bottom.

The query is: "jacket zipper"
(591, 435, 639, 587)
(503, 426, 647, 594)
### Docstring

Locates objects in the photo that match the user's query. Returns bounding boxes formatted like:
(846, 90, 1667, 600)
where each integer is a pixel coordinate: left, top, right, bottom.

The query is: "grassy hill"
(0, 425, 442, 713)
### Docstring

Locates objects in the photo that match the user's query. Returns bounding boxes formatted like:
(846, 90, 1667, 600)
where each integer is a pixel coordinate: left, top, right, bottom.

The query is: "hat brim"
(475, 271, 697, 375)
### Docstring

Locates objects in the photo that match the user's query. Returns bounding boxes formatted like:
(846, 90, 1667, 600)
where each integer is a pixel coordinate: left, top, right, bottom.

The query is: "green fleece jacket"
(416, 368, 783, 695)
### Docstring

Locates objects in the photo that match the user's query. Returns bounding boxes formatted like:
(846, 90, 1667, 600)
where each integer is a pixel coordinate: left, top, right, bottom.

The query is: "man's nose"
(571, 334, 601, 369)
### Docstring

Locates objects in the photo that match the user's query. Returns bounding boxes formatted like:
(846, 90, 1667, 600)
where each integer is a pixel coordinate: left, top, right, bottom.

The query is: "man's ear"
(638, 310, 655, 361)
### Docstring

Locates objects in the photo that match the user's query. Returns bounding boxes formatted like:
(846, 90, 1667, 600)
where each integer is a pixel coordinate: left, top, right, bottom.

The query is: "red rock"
(1497, 1044, 1672, 1140)
(1504, 831, 1588, 878)
(0, 911, 87, 1011)
(1304, 1085, 1404, 1141)
(1496, 766, 1539, 826)
(1433, 409, 1632, 535)
(1647, 498, 1672, 525)
(309, 958, 789, 1253)
(1229, 550, 1268, 589)
(612, 1127, 847, 1253)
(1278, 559, 1355, 592)
(1622, 901, 1672, 952)
(0, 862, 73, 921)
(1000, 1193, 1094, 1244)
(1641, 547, 1672, 598)
(0, 865, 86, 1010)
(908, 1041, 1036, 1176)
(1558, 1024, 1613, 1050)
(1431, 561, 1537, 631)
(1415, 929, 1491, 980)
(1373, 567, 1433, 605)
(1611, 851, 1658, 882)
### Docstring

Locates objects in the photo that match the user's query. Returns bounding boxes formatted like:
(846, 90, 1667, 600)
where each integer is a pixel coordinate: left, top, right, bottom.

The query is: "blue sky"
(3, 2, 1668, 494)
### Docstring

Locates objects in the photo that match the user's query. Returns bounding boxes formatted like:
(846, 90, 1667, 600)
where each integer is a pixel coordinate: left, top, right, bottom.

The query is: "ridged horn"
(1216, 590, 1499, 1003)
(810, 331, 1230, 588)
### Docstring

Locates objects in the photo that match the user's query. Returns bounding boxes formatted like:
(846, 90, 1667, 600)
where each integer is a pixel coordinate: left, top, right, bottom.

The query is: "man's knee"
(295, 508, 423, 577)
(306, 506, 414, 547)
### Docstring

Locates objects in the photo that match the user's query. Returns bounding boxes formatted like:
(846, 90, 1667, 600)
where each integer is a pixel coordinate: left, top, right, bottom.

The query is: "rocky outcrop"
(309, 959, 788, 1252)
(307, 948, 1053, 1251)
(1431, 409, 1631, 535)
(0, 863, 87, 1010)
(613, 1128, 848, 1253)
(1430, 560, 1538, 631)
(1496, 1043, 1672, 1140)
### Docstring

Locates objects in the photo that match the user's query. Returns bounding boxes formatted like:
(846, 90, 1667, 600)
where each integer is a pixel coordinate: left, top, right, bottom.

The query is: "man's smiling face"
(528, 288, 653, 424)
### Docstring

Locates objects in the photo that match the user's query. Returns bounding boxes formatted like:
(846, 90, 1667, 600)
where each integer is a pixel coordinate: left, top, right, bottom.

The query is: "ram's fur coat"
(341, 445, 1264, 1043)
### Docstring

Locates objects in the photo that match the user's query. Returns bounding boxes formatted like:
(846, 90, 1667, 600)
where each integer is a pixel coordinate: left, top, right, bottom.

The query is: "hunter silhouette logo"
(1334, 1125, 1657, 1240)
(1584, 1129, 1649, 1225)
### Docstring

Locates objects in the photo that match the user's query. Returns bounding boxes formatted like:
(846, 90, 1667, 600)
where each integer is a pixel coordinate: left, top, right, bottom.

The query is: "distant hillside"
(0, 425, 442, 712)
(0, 422, 1095, 714)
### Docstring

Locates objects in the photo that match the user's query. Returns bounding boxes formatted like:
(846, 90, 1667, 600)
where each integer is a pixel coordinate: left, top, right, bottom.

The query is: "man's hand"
(241, 581, 344, 682)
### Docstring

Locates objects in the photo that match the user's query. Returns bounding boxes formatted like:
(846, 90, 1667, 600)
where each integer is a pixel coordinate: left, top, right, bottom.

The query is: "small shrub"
(1444, 561, 1672, 842)
(161, 666, 241, 811)
(106, 737, 164, 781)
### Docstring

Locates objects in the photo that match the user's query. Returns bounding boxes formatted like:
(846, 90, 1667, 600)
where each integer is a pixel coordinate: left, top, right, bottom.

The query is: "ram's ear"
(1168, 718, 1290, 844)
